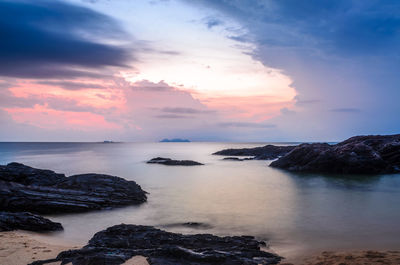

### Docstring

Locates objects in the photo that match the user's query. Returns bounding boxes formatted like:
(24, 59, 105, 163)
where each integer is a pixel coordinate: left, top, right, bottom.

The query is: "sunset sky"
(1, 0, 399, 142)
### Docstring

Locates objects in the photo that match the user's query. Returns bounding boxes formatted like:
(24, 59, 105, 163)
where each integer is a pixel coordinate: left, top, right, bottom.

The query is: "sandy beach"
(0, 231, 80, 265)
(284, 250, 400, 265)
(1, 230, 399, 265)
(0, 231, 150, 265)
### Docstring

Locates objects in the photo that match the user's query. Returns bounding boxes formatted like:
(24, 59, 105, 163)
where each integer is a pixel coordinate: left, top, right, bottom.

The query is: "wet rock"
(270, 134, 400, 174)
(0, 163, 147, 214)
(147, 157, 204, 166)
(31, 224, 281, 265)
(161, 222, 213, 229)
(0, 211, 62, 232)
(222, 157, 253, 161)
(213, 145, 295, 160)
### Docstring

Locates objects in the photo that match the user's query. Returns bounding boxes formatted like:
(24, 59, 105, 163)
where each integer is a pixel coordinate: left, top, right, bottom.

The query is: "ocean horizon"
(2, 141, 399, 260)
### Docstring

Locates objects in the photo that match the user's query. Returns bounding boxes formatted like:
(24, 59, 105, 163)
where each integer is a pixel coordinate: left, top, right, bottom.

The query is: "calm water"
(1, 142, 400, 258)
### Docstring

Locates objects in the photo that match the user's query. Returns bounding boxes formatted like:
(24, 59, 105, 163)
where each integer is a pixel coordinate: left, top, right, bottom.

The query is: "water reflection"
(1, 142, 400, 259)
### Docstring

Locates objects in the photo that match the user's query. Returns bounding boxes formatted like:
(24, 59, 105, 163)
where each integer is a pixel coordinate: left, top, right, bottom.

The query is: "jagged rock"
(213, 145, 295, 160)
(270, 134, 400, 174)
(147, 157, 204, 166)
(31, 224, 281, 265)
(0, 163, 147, 214)
(0, 162, 67, 186)
(0, 211, 62, 232)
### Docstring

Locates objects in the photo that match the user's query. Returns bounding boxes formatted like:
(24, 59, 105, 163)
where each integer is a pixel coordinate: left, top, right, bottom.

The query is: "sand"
(0, 231, 78, 265)
(1, 231, 399, 265)
(283, 250, 400, 265)
(0, 231, 149, 265)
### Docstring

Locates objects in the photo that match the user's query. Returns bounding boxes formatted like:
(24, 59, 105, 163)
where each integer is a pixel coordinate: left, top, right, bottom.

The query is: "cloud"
(130, 80, 174, 91)
(36, 81, 106, 91)
(186, 0, 400, 140)
(154, 114, 190, 119)
(280, 107, 296, 115)
(160, 107, 215, 114)
(218, 122, 276, 129)
(330, 108, 361, 113)
(204, 16, 224, 29)
(0, 0, 132, 79)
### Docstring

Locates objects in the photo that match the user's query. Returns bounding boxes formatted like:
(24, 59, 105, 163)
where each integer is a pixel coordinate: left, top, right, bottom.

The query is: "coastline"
(0, 231, 80, 265)
(1, 231, 399, 265)
(284, 250, 400, 264)
(0, 231, 150, 265)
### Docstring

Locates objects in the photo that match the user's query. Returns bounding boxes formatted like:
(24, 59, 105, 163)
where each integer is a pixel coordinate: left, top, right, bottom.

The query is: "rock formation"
(147, 157, 204, 166)
(213, 145, 295, 160)
(0, 211, 62, 232)
(0, 162, 147, 214)
(270, 134, 400, 174)
(31, 224, 281, 265)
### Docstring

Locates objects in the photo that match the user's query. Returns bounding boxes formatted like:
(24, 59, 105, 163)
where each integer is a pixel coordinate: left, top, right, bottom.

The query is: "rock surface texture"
(213, 145, 295, 160)
(147, 157, 204, 166)
(0, 211, 63, 232)
(31, 224, 281, 265)
(270, 134, 400, 174)
(0, 162, 147, 214)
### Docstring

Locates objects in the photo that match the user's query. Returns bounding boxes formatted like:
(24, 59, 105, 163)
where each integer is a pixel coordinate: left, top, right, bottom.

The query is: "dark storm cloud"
(188, 0, 400, 57)
(0, 0, 132, 79)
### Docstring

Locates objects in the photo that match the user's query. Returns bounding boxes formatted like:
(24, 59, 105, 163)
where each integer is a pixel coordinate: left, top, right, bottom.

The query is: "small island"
(160, 138, 191, 142)
(147, 157, 204, 166)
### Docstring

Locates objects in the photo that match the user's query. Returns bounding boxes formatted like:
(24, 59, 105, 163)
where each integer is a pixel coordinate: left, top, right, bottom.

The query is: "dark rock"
(0, 163, 147, 214)
(270, 134, 400, 174)
(147, 157, 204, 166)
(222, 157, 253, 161)
(31, 224, 281, 265)
(0, 162, 67, 186)
(161, 222, 213, 229)
(213, 145, 295, 160)
(160, 138, 191, 142)
(0, 211, 62, 232)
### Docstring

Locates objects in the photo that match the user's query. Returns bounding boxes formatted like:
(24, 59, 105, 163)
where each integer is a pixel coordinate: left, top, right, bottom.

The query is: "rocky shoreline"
(270, 134, 400, 174)
(214, 134, 400, 174)
(30, 224, 281, 265)
(1, 134, 400, 264)
(213, 145, 295, 160)
(0, 162, 147, 231)
(0, 212, 62, 232)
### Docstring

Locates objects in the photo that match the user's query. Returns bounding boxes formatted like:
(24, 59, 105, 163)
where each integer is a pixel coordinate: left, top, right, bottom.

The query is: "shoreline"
(1, 231, 400, 265)
(0, 231, 80, 265)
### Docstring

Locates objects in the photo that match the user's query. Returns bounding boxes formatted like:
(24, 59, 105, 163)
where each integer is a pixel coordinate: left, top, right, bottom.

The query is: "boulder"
(31, 224, 281, 265)
(0, 163, 147, 214)
(270, 134, 400, 174)
(213, 145, 295, 160)
(0, 211, 62, 232)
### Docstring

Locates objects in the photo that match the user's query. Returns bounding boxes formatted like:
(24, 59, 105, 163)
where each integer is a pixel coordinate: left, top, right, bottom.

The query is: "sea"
(1, 142, 400, 259)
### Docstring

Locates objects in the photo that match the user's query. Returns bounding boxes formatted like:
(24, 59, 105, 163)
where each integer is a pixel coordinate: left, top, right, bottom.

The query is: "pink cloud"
(5, 104, 120, 131)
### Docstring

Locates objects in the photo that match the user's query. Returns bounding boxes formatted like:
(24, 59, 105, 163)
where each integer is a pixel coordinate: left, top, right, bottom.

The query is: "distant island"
(160, 138, 190, 142)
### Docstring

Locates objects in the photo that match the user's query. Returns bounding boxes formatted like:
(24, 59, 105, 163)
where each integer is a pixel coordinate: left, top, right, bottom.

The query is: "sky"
(0, 0, 399, 142)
